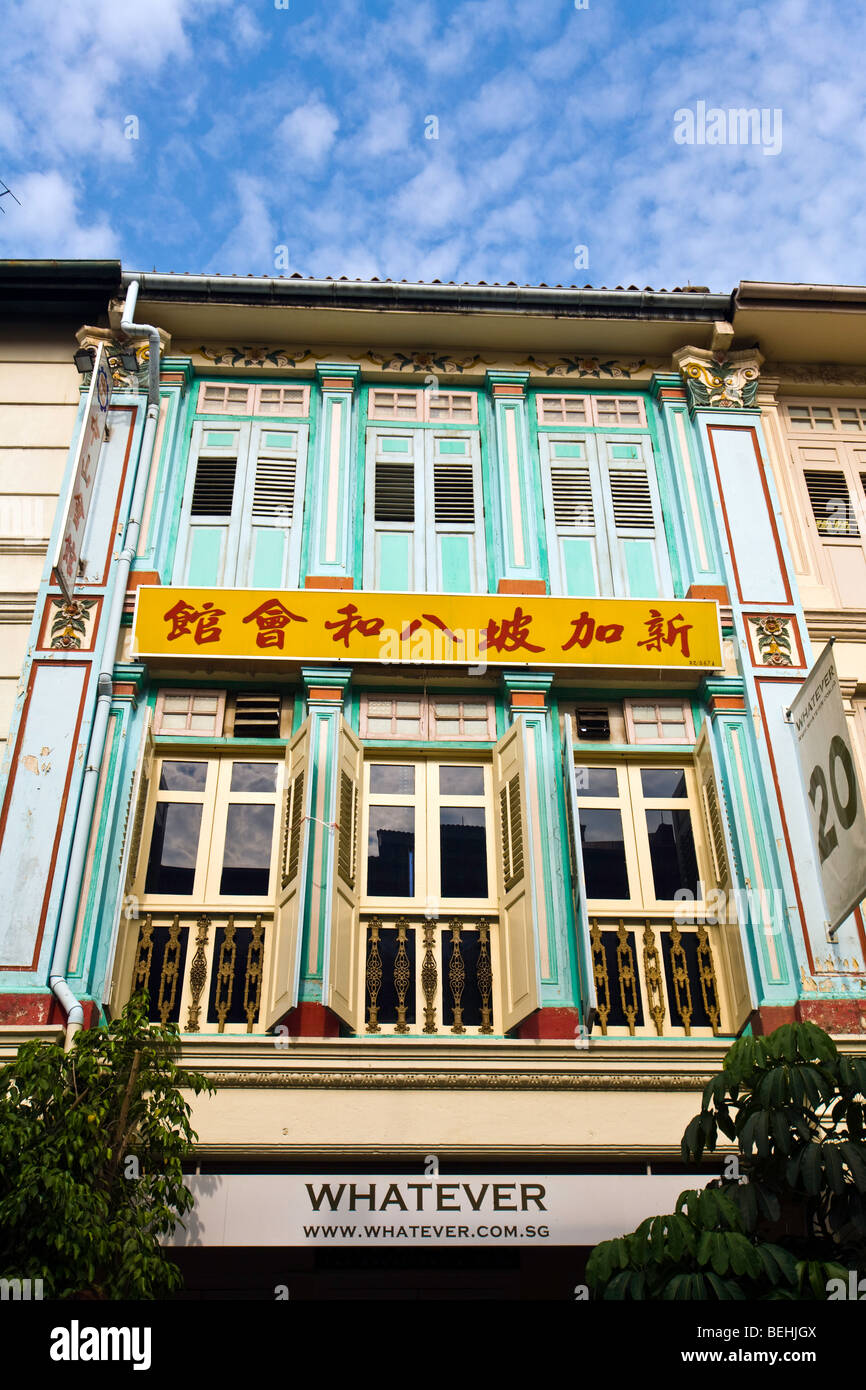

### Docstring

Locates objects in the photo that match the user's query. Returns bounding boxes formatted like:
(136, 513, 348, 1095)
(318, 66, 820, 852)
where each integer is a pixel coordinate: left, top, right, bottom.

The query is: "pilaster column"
(501, 671, 578, 1036)
(306, 364, 361, 585)
(288, 669, 351, 1038)
(486, 371, 545, 591)
(650, 372, 724, 593)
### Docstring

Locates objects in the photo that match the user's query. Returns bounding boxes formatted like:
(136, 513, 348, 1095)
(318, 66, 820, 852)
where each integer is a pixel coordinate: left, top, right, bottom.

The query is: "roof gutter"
(736, 281, 866, 310)
(122, 270, 733, 322)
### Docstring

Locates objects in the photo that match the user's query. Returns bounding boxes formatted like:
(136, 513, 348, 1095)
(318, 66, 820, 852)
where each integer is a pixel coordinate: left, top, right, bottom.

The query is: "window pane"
(370, 765, 415, 794)
(230, 762, 278, 792)
(395, 718, 422, 737)
(436, 720, 460, 737)
(366, 718, 392, 736)
(435, 702, 460, 718)
(575, 766, 618, 797)
(189, 712, 217, 731)
(220, 804, 275, 894)
(632, 705, 656, 721)
(439, 765, 484, 795)
(144, 803, 203, 894)
(163, 695, 190, 714)
(646, 808, 699, 899)
(660, 721, 687, 740)
(640, 768, 688, 798)
(161, 713, 188, 730)
(579, 808, 630, 898)
(193, 695, 219, 713)
(396, 700, 421, 716)
(368, 699, 393, 717)
(440, 809, 488, 896)
(367, 806, 415, 895)
(158, 761, 207, 792)
(463, 720, 489, 739)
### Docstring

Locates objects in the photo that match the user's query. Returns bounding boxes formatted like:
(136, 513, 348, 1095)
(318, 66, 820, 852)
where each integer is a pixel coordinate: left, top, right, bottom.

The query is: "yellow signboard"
(133, 588, 722, 671)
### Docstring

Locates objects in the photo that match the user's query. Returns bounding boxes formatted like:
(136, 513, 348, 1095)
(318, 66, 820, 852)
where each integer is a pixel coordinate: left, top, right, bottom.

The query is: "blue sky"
(1, 0, 864, 291)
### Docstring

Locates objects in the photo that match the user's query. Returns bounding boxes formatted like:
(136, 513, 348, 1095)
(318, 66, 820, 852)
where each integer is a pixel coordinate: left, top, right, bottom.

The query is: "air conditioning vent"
(577, 709, 610, 741)
(232, 692, 282, 738)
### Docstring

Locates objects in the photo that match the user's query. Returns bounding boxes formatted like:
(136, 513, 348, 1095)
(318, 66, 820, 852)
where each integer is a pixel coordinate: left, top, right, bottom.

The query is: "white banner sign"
(168, 1173, 707, 1248)
(53, 343, 112, 601)
(790, 642, 866, 931)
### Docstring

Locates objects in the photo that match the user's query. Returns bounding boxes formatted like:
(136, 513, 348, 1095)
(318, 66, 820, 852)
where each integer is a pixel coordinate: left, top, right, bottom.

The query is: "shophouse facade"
(1, 266, 864, 1297)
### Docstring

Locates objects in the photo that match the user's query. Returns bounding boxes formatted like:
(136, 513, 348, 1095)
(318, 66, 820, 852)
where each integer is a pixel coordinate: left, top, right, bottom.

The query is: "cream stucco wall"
(0, 326, 80, 754)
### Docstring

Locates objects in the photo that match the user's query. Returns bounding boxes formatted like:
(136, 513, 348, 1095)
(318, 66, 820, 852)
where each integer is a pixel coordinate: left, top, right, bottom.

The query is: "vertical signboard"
(53, 344, 113, 601)
(789, 642, 866, 932)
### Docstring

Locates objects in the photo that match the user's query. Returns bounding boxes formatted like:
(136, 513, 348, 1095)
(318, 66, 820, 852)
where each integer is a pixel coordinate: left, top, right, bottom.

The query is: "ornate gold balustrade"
(589, 915, 723, 1037)
(127, 911, 268, 1034)
(364, 915, 497, 1036)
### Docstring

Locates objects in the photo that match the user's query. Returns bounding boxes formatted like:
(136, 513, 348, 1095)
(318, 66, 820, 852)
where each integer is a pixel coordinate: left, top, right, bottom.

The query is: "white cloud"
(275, 99, 339, 167)
(209, 176, 277, 276)
(0, 171, 117, 256)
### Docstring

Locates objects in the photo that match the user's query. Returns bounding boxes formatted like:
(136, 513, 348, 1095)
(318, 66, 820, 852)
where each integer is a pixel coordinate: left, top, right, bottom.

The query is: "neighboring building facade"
(1, 266, 864, 1298)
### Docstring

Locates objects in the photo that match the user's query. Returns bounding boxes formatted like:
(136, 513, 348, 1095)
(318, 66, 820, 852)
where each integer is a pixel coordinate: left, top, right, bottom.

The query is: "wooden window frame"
(573, 754, 710, 913)
(359, 693, 496, 741)
(154, 689, 226, 737)
(536, 394, 647, 429)
(361, 755, 497, 912)
(624, 699, 695, 745)
(196, 380, 311, 418)
(137, 752, 284, 909)
(367, 387, 479, 424)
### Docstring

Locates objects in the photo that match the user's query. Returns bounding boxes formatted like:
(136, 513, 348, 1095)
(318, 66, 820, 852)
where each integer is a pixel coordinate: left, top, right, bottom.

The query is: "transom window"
(367, 388, 478, 423)
(536, 394, 647, 428)
(359, 692, 495, 740)
(625, 700, 695, 745)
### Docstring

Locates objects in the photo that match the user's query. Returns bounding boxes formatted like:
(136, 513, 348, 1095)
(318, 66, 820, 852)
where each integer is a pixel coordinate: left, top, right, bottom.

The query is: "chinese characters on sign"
(53, 344, 112, 602)
(134, 589, 722, 671)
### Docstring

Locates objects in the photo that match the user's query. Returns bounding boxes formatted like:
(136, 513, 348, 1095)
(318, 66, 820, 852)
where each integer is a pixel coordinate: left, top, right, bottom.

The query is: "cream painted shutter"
(265, 717, 312, 1028)
(104, 708, 154, 1013)
(492, 721, 541, 1031)
(562, 715, 598, 1029)
(694, 720, 755, 1033)
(326, 719, 362, 1030)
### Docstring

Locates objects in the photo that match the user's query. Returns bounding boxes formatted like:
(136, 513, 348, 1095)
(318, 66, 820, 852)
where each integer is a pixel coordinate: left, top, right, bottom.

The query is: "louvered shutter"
(601, 438, 672, 598)
(266, 718, 312, 1028)
(365, 428, 424, 590)
(104, 708, 154, 1012)
(492, 722, 541, 1031)
(803, 468, 859, 537)
(429, 431, 485, 592)
(540, 435, 605, 595)
(694, 721, 755, 1033)
(562, 715, 598, 1029)
(326, 719, 363, 1029)
(242, 425, 308, 588)
(176, 421, 249, 585)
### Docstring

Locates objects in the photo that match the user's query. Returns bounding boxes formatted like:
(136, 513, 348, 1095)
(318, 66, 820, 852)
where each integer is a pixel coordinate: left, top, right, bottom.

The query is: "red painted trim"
(752, 999, 866, 1036)
(127, 571, 161, 591)
(497, 578, 547, 595)
(321, 377, 355, 392)
(304, 576, 354, 590)
(516, 1007, 581, 1039)
(0, 661, 90, 971)
(78, 405, 137, 591)
(706, 424, 794, 606)
(0, 993, 100, 1028)
(754, 678, 816, 974)
(511, 691, 546, 709)
(709, 695, 747, 711)
(492, 384, 525, 397)
(687, 584, 730, 604)
(279, 1002, 341, 1038)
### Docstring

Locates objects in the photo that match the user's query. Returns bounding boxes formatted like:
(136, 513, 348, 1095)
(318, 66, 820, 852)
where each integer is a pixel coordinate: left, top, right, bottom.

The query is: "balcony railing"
(589, 915, 723, 1037)
(129, 911, 268, 1034)
(363, 915, 497, 1036)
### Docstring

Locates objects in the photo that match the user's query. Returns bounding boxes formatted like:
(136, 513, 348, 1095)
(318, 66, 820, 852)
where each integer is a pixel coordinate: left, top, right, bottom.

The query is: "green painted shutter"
(428, 431, 485, 592)
(600, 437, 672, 598)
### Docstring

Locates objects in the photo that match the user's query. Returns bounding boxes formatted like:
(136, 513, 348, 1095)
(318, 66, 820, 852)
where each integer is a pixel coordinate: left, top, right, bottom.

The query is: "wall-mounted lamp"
(73, 347, 95, 375)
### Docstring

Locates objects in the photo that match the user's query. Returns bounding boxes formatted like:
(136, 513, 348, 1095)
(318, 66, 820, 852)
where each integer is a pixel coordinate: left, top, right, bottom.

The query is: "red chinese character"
(324, 603, 385, 648)
(71, 492, 85, 529)
(482, 606, 544, 654)
(242, 598, 307, 650)
(163, 599, 225, 645)
(561, 613, 624, 651)
(61, 534, 77, 578)
(399, 614, 463, 644)
(637, 609, 692, 658)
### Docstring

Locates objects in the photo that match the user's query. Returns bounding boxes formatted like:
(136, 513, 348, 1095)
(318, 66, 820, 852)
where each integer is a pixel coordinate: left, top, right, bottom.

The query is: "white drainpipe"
(49, 280, 161, 1049)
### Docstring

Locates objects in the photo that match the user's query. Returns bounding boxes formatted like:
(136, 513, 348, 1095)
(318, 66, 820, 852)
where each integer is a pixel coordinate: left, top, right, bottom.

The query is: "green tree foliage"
(587, 1021, 866, 1299)
(0, 993, 213, 1299)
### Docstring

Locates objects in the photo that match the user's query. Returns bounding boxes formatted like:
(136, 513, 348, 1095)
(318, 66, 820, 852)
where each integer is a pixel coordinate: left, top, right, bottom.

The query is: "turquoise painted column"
(502, 671, 579, 1036)
(305, 364, 361, 583)
(486, 371, 545, 588)
(649, 372, 725, 594)
(296, 668, 352, 1030)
